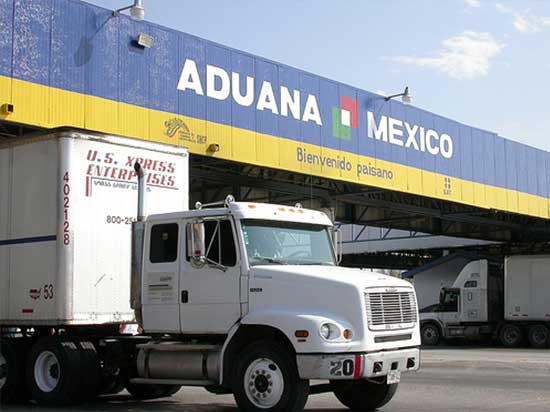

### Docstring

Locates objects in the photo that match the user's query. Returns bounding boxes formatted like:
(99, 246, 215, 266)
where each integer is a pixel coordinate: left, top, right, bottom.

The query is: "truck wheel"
(233, 341, 309, 412)
(160, 385, 182, 397)
(528, 325, 550, 349)
(499, 324, 523, 348)
(26, 337, 83, 405)
(100, 372, 126, 395)
(125, 383, 181, 400)
(0, 339, 29, 403)
(332, 380, 398, 411)
(421, 323, 441, 346)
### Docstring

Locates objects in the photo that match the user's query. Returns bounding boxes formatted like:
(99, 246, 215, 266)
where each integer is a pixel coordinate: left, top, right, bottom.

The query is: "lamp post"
(113, 0, 145, 21)
(384, 87, 412, 104)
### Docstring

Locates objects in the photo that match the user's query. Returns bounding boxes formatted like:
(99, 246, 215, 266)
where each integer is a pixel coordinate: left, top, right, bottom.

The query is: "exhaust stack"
(131, 162, 146, 328)
(134, 162, 146, 221)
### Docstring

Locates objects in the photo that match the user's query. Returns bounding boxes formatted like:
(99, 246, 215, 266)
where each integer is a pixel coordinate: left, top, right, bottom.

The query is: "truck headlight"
(320, 324, 331, 339)
(319, 323, 341, 340)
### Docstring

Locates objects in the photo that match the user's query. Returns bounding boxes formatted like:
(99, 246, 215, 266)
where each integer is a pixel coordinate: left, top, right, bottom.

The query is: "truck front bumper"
(296, 347, 420, 380)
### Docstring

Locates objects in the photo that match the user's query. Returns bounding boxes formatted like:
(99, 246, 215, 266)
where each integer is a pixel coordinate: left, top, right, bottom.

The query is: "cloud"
(384, 31, 505, 80)
(496, 3, 550, 33)
(464, 0, 480, 8)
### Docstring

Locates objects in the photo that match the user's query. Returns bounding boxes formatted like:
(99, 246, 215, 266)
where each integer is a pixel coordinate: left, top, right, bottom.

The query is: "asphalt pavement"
(3, 346, 550, 412)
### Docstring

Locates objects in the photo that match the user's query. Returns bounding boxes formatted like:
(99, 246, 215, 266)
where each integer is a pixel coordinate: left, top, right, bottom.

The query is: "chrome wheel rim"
(423, 327, 436, 342)
(244, 358, 284, 409)
(504, 328, 519, 345)
(34, 351, 60, 393)
(0, 351, 7, 389)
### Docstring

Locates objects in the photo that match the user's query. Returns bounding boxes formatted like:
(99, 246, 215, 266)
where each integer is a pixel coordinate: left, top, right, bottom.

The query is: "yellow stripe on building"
(1, 75, 548, 219)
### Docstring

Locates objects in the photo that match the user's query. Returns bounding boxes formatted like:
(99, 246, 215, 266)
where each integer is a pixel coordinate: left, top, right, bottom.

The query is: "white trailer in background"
(0, 130, 420, 412)
(417, 255, 550, 349)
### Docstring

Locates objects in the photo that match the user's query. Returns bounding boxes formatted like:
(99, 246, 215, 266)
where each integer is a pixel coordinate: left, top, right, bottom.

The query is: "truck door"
(461, 279, 483, 322)
(437, 288, 460, 324)
(142, 222, 181, 333)
(458, 260, 488, 323)
(179, 217, 241, 333)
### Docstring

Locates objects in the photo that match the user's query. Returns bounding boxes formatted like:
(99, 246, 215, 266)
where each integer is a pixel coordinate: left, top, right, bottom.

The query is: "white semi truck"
(0, 130, 420, 411)
(419, 256, 550, 349)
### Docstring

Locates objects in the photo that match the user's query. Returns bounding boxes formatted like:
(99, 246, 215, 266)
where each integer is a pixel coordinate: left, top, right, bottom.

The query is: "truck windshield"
(241, 220, 336, 266)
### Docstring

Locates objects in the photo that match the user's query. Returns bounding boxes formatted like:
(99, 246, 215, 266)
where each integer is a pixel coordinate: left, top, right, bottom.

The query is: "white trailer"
(0, 131, 188, 327)
(505, 255, 550, 322)
(1, 130, 420, 411)
(418, 255, 550, 349)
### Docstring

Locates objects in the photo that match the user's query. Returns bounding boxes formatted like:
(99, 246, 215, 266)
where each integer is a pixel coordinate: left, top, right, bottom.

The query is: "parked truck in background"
(0, 130, 420, 411)
(419, 255, 550, 348)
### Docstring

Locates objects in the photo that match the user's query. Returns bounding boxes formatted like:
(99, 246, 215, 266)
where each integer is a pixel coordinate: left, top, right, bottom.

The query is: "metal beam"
(190, 167, 333, 200)
(190, 156, 550, 244)
(338, 194, 550, 236)
(356, 215, 425, 227)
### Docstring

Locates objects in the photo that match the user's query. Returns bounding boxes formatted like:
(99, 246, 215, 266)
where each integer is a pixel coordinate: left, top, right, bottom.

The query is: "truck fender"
(420, 319, 445, 336)
(219, 322, 241, 385)
(241, 308, 354, 348)
(219, 309, 354, 385)
(248, 307, 356, 353)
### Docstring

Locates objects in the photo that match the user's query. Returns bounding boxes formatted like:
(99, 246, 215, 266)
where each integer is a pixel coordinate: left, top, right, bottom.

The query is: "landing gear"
(233, 342, 309, 412)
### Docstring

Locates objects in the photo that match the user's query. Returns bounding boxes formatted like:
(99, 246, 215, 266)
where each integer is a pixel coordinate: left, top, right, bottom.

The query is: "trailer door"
(531, 261, 550, 320)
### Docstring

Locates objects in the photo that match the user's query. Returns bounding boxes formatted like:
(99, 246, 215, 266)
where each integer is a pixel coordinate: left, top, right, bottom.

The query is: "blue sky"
(89, 0, 550, 150)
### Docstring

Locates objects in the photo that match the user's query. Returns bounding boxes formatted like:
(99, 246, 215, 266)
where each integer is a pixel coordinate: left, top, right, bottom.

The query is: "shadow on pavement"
(1, 394, 348, 412)
(2, 397, 233, 412)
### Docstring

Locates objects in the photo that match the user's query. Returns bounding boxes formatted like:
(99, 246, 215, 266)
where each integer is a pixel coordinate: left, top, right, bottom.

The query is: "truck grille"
(365, 290, 417, 330)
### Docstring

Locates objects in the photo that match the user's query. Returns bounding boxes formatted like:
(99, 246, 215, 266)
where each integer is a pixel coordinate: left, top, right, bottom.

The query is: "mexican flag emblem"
(332, 96, 358, 140)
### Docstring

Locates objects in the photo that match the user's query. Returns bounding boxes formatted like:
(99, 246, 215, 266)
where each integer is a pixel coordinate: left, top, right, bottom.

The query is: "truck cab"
(139, 198, 338, 334)
(419, 259, 503, 346)
(132, 196, 421, 411)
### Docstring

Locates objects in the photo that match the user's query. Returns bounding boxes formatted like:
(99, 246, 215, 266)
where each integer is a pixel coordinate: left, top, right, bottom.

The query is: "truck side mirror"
(188, 220, 206, 264)
(439, 288, 446, 305)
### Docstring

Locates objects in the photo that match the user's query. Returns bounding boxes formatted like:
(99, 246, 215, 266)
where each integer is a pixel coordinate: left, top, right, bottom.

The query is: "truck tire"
(26, 337, 83, 405)
(421, 323, 441, 346)
(160, 385, 182, 397)
(528, 325, 550, 349)
(499, 324, 523, 348)
(99, 372, 126, 395)
(232, 341, 309, 412)
(0, 339, 29, 403)
(74, 340, 101, 401)
(125, 382, 181, 400)
(332, 380, 398, 411)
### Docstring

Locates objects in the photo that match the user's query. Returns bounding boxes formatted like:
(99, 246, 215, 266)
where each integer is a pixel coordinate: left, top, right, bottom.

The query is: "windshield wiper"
(252, 256, 285, 265)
